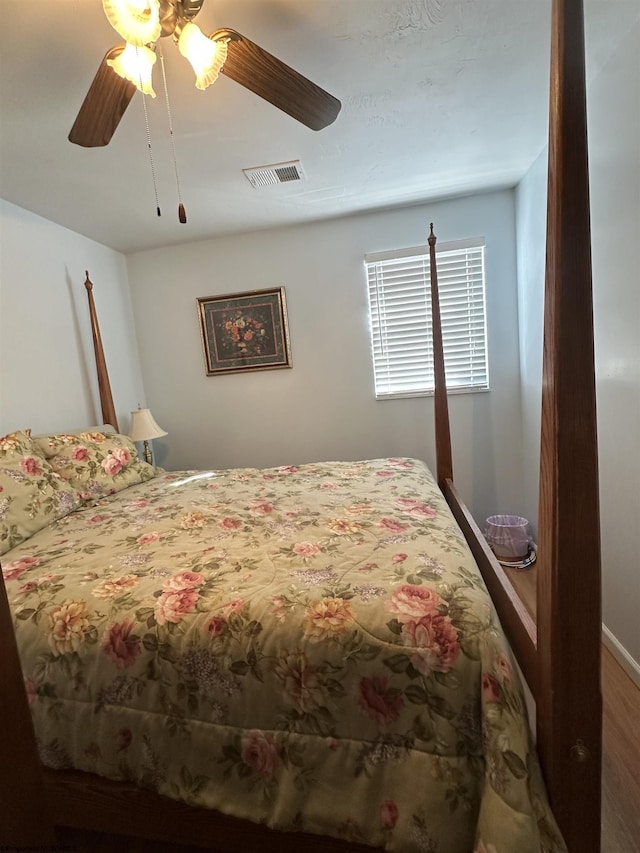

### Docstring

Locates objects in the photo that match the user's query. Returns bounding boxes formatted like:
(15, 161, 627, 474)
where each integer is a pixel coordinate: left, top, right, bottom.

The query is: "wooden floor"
(600, 644, 640, 852)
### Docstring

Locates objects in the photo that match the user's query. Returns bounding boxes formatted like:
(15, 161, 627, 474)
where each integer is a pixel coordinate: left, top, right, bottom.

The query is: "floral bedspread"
(3, 459, 565, 852)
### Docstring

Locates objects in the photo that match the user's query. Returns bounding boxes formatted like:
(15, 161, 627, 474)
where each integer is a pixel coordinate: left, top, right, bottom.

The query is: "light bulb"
(107, 43, 157, 97)
(102, 0, 161, 47)
(178, 23, 229, 90)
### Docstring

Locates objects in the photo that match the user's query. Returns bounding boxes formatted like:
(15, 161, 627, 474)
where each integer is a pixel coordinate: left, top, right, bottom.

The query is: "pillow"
(33, 431, 157, 502)
(0, 430, 82, 556)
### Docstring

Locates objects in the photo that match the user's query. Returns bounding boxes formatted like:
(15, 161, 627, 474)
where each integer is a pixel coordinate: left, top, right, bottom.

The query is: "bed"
(0, 0, 601, 851)
(1, 434, 563, 852)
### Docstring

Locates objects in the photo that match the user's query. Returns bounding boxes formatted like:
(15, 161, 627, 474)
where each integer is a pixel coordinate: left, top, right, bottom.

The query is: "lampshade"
(178, 23, 229, 90)
(129, 408, 167, 442)
(102, 0, 161, 47)
(107, 43, 157, 96)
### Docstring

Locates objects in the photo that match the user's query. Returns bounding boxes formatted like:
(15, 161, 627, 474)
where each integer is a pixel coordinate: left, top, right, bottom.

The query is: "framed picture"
(197, 287, 292, 376)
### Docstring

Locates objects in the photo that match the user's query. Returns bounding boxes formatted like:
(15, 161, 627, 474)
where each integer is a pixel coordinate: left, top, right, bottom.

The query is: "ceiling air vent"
(243, 160, 306, 188)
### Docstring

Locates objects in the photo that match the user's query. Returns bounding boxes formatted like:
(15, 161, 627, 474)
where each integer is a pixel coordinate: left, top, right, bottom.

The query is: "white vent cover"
(243, 160, 306, 188)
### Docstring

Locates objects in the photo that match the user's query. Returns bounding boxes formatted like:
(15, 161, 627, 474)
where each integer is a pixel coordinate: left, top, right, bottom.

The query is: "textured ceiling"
(0, 0, 637, 254)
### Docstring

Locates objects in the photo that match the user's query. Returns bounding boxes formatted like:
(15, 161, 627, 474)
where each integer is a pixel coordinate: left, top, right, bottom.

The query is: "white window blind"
(365, 238, 489, 399)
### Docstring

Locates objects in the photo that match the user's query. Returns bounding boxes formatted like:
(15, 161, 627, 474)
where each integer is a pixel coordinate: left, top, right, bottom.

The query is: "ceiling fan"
(69, 0, 342, 148)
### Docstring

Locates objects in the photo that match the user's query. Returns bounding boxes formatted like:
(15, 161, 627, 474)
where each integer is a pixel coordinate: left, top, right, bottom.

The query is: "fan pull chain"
(158, 45, 187, 224)
(137, 49, 161, 218)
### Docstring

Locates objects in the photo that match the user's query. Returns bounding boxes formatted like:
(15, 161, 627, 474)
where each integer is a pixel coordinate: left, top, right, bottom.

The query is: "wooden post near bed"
(427, 223, 453, 489)
(430, 0, 602, 850)
(84, 270, 120, 433)
(0, 567, 57, 845)
(536, 0, 602, 843)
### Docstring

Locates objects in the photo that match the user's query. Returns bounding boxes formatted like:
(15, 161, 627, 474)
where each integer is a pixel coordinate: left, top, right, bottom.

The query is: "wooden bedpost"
(430, 215, 538, 689)
(427, 224, 453, 488)
(536, 0, 602, 849)
(0, 570, 56, 844)
(84, 271, 120, 432)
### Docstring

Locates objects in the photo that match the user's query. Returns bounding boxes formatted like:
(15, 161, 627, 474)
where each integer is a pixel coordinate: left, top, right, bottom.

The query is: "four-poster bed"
(0, 0, 601, 850)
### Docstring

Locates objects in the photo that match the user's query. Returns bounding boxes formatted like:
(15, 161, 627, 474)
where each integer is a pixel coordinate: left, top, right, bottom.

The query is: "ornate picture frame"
(197, 287, 292, 376)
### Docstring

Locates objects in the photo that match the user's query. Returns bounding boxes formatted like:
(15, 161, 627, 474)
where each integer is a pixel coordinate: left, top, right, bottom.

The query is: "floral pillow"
(0, 430, 83, 556)
(33, 431, 157, 502)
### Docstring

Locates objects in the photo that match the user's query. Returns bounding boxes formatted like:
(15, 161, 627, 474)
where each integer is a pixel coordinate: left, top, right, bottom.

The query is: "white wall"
(0, 199, 146, 436)
(127, 189, 524, 527)
(515, 150, 547, 534)
(515, 21, 640, 674)
(589, 20, 640, 674)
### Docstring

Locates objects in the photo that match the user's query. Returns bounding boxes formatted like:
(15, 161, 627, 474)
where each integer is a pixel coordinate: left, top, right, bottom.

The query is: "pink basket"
(485, 514, 530, 559)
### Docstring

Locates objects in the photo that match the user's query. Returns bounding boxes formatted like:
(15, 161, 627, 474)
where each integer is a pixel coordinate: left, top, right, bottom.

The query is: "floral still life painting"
(197, 288, 292, 375)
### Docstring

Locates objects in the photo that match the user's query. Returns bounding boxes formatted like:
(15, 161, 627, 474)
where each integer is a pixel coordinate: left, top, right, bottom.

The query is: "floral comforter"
(4, 459, 565, 852)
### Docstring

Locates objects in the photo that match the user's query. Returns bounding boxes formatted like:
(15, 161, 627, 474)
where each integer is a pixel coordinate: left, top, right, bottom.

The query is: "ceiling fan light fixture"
(178, 22, 228, 90)
(107, 43, 157, 97)
(102, 0, 162, 47)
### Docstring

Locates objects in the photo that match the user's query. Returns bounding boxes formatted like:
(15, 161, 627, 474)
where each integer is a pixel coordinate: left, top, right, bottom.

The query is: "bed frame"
(0, 0, 601, 849)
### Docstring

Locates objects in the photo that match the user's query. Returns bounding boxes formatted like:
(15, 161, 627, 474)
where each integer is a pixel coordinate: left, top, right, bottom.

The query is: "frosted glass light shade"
(107, 43, 157, 96)
(178, 23, 229, 90)
(102, 0, 161, 47)
(129, 408, 167, 441)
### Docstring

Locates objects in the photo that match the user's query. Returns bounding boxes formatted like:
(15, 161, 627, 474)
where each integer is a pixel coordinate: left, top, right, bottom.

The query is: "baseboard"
(602, 624, 640, 688)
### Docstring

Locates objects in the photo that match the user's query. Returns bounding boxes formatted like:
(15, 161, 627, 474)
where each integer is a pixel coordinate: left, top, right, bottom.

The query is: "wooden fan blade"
(69, 47, 136, 147)
(213, 29, 341, 131)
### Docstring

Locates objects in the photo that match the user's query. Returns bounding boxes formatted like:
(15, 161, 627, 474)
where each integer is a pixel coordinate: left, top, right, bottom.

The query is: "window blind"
(365, 238, 488, 399)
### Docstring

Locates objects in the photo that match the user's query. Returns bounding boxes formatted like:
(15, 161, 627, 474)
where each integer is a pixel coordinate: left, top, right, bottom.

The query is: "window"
(365, 238, 489, 399)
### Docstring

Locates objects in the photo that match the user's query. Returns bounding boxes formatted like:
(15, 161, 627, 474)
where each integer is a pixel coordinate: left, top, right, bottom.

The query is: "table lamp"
(129, 408, 167, 465)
